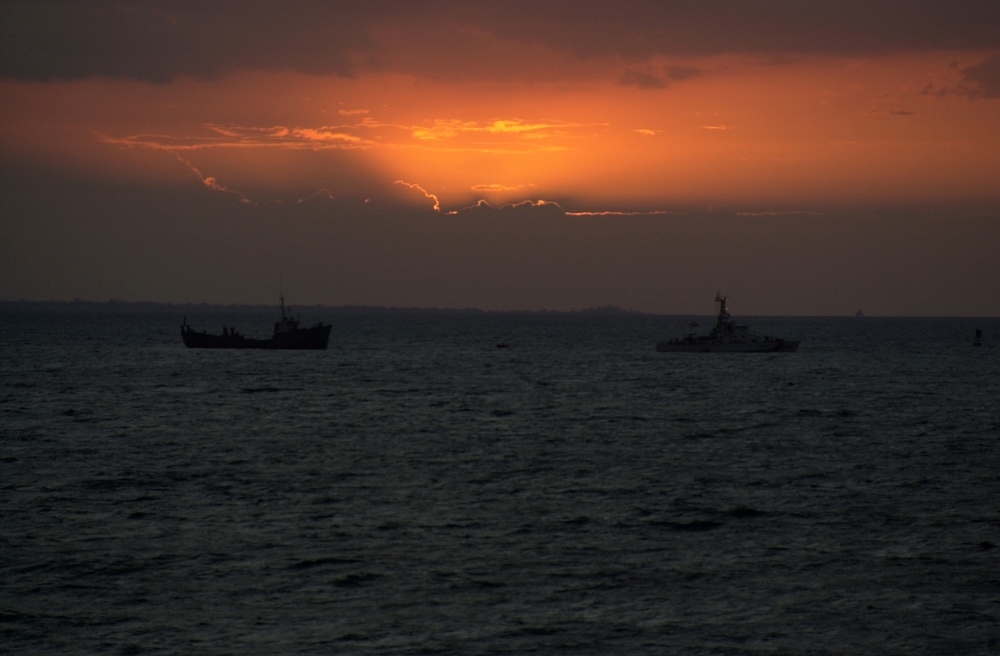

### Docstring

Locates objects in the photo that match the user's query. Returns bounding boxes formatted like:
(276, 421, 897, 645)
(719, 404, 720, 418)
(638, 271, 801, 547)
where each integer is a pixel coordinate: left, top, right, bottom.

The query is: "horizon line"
(1, 298, 996, 319)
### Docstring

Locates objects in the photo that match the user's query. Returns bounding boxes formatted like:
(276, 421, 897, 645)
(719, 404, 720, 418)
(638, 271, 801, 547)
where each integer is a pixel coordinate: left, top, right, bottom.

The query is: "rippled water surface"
(2, 307, 999, 654)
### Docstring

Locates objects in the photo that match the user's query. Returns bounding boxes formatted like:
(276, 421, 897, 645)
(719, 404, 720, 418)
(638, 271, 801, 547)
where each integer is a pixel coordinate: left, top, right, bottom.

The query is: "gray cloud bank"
(3, 166, 998, 315)
(2, 0, 999, 83)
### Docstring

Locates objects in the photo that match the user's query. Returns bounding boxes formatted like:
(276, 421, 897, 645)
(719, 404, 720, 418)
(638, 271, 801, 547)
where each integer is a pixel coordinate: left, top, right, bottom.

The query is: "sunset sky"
(2, 1, 999, 315)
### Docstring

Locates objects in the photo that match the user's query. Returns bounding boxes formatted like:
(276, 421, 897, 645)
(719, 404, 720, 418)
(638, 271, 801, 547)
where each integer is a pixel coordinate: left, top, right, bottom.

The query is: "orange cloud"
(176, 155, 252, 204)
(4, 46, 999, 214)
(470, 183, 536, 193)
(395, 180, 441, 212)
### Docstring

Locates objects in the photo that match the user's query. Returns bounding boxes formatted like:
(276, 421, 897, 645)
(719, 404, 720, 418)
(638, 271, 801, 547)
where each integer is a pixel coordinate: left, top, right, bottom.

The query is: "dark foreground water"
(2, 306, 998, 655)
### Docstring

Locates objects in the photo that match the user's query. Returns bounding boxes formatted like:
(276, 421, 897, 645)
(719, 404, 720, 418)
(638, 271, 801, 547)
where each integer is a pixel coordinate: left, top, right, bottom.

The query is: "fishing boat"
(656, 294, 799, 353)
(181, 297, 331, 350)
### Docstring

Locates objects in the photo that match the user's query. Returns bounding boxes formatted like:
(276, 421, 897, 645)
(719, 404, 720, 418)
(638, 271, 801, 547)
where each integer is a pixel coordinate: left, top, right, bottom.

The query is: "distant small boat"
(496, 341, 509, 349)
(656, 294, 799, 353)
(181, 297, 331, 350)
(974, 328, 983, 347)
(855, 309, 864, 317)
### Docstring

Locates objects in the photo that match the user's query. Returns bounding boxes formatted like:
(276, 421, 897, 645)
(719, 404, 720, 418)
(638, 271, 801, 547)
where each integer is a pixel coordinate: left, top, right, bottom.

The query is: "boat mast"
(715, 293, 729, 323)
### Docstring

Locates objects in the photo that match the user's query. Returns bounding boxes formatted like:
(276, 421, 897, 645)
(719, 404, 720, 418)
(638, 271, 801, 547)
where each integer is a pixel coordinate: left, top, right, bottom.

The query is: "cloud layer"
(2, 1, 999, 314)
(3, 1, 999, 83)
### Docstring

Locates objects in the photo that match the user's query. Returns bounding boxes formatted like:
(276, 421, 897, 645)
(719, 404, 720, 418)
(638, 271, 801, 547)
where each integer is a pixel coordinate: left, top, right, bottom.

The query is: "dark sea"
(2, 305, 999, 655)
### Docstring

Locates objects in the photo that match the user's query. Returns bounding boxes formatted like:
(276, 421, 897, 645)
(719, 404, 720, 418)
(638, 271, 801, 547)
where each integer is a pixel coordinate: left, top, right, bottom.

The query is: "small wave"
(332, 572, 380, 587)
(81, 476, 139, 492)
(61, 408, 93, 421)
(505, 625, 564, 638)
(0, 609, 48, 622)
(289, 556, 359, 570)
(584, 413, 650, 423)
(335, 633, 369, 643)
(654, 519, 722, 532)
(726, 505, 770, 519)
(796, 407, 856, 418)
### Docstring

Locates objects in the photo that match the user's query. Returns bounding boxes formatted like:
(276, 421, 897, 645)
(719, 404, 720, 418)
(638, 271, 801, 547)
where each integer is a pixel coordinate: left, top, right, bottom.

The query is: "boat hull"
(656, 338, 799, 353)
(182, 324, 331, 350)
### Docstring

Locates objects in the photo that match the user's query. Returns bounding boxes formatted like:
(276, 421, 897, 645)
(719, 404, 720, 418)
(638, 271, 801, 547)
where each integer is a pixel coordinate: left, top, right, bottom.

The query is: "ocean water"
(2, 306, 998, 655)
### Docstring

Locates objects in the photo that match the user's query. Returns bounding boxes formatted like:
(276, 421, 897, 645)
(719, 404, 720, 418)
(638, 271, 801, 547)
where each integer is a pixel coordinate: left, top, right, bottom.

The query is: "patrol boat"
(656, 294, 798, 353)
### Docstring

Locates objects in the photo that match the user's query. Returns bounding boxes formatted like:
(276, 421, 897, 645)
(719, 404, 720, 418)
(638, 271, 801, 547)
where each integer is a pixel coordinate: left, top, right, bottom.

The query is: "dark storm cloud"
(0, 0, 391, 82)
(919, 53, 1000, 99)
(2, 0, 998, 83)
(619, 66, 702, 89)
(619, 68, 669, 90)
(958, 54, 1000, 98)
(497, 0, 1000, 59)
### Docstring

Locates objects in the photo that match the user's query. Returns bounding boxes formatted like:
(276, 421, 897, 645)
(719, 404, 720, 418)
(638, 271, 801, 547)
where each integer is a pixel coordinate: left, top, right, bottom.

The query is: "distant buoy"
(973, 328, 982, 347)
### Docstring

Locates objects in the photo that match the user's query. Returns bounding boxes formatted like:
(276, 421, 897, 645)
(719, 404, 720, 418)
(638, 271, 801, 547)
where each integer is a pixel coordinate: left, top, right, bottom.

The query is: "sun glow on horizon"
(3, 3, 1000, 316)
(2, 49, 998, 211)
